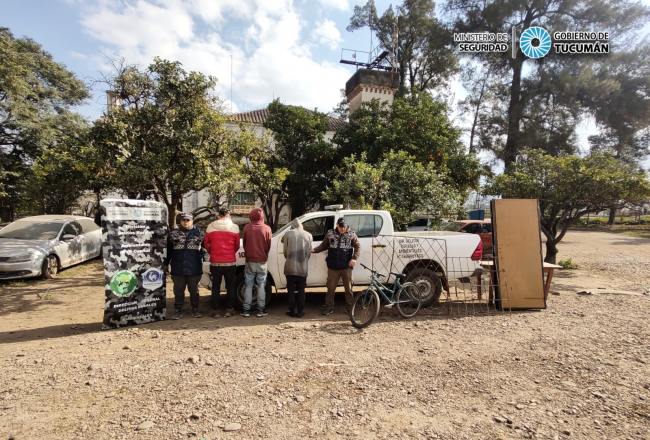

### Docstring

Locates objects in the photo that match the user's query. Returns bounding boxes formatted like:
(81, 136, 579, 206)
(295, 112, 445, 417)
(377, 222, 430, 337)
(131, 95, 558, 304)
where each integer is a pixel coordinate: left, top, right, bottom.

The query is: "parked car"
(442, 219, 493, 256)
(0, 215, 102, 280)
(202, 209, 483, 307)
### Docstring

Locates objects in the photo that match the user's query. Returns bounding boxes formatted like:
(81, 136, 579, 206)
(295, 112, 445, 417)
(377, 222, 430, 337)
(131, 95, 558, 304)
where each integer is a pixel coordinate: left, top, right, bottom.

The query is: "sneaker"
(224, 309, 234, 318)
(286, 311, 297, 317)
(240, 311, 251, 318)
(172, 311, 183, 320)
(192, 309, 202, 318)
(321, 307, 334, 316)
(256, 310, 268, 318)
(210, 310, 221, 318)
(295, 311, 305, 318)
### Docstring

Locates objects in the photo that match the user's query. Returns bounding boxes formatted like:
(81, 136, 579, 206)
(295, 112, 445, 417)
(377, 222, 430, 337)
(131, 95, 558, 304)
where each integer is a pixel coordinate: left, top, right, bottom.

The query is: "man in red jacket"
(204, 208, 240, 317)
(242, 207, 272, 317)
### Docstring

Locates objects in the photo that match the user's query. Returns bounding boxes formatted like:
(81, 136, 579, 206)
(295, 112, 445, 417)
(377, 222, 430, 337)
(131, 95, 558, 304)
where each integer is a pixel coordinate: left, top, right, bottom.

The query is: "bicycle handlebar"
(360, 262, 386, 279)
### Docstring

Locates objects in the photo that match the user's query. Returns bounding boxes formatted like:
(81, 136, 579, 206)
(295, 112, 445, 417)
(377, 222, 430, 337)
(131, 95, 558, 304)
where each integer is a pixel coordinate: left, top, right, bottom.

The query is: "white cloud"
(313, 19, 342, 49)
(80, 0, 350, 113)
(318, 0, 349, 10)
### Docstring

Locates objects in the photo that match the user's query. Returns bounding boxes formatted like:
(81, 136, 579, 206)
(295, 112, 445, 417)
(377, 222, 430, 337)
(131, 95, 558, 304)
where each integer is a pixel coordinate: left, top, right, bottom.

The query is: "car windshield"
(272, 214, 309, 237)
(439, 221, 464, 231)
(0, 221, 64, 240)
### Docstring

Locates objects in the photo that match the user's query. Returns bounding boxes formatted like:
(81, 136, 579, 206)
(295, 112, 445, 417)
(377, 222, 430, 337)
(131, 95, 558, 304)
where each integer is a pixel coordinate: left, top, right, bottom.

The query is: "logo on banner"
(142, 268, 164, 290)
(109, 270, 138, 297)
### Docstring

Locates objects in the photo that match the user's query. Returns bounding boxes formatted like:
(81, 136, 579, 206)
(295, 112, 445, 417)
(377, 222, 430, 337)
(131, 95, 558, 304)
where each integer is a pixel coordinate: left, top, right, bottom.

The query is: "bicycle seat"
(390, 272, 406, 281)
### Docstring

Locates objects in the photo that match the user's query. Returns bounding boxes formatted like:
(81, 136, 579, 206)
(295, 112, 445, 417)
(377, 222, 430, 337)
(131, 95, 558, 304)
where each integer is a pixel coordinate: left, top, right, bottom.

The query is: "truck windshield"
(272, 214, 309, 237)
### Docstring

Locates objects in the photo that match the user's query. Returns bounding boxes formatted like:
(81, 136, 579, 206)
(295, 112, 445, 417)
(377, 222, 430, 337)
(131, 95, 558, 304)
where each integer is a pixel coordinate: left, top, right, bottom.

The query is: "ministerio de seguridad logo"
(454, 26, 609, 58)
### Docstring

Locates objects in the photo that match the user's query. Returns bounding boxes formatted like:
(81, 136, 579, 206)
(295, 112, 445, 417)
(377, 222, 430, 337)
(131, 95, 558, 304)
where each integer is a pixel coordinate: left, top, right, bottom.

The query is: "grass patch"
(558, 258, 579, 270)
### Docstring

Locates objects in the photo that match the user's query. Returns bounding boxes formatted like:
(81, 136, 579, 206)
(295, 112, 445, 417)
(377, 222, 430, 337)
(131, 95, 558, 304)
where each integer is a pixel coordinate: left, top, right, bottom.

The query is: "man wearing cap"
(165, 212, 205, 319)
(204, 207, 240, 317)
(312, 217, 360, 315)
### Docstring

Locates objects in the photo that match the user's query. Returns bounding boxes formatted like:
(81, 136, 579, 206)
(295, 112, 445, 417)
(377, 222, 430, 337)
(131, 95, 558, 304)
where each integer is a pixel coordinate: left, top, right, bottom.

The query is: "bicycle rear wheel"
(350, 289, 380, 329)
(396, 282, 422, 318)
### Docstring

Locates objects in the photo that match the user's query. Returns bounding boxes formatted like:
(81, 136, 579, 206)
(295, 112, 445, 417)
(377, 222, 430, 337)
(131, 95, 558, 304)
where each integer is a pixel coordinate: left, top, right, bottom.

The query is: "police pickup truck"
(201, 208, 483, 306)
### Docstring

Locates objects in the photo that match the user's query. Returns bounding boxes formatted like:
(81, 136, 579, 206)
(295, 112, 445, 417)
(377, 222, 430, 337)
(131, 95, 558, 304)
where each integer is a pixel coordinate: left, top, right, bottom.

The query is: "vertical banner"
(100, 199, 168, 329)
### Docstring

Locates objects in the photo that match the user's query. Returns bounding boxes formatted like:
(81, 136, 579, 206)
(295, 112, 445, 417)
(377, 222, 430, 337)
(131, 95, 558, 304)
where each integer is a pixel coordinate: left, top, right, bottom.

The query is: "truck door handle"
(372, 244, 386, 248)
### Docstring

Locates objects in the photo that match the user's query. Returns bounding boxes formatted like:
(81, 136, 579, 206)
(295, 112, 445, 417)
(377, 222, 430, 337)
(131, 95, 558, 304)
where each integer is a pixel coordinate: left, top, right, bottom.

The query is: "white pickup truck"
(201, 209, 483, 306)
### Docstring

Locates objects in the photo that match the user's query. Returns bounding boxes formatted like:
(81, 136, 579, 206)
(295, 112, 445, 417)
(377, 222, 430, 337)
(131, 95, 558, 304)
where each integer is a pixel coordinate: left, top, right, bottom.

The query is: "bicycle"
(349, 263, 422, 329)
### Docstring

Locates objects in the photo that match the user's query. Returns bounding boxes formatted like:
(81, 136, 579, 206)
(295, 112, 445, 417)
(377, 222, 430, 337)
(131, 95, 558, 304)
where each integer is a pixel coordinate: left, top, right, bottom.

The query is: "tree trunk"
(169, 193, 180, 229)
(544, 239, 558, 264)
(607, 207, 616, 225)
(503, 55, 524, 171)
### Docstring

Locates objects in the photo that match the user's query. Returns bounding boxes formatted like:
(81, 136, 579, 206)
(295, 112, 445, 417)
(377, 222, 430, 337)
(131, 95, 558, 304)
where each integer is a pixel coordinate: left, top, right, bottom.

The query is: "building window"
(232, 192, 256, 205)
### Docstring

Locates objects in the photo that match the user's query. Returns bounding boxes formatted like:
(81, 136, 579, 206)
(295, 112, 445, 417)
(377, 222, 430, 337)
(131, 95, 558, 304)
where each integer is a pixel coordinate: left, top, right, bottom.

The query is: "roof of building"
(230, 108, 347, 132)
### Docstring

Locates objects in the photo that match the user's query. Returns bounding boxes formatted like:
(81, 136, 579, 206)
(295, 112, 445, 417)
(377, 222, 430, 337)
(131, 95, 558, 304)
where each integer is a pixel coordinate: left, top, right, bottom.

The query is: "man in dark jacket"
(165, 212, 204, 319)
(313, 217, 360, 315)
(242, 208, 272, 317)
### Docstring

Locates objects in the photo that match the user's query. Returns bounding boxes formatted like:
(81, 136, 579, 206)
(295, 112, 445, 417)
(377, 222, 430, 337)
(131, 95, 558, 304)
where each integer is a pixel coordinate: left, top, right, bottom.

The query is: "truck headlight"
(7, 254, 33, 263)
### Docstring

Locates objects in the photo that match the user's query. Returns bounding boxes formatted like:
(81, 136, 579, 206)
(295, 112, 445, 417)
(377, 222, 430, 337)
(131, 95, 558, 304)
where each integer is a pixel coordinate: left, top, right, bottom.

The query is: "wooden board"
(491, 199, 546, 309)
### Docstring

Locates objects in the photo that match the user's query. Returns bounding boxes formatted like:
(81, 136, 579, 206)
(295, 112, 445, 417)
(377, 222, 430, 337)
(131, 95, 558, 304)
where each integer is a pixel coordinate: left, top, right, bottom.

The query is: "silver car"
(0, 215, 102, 280)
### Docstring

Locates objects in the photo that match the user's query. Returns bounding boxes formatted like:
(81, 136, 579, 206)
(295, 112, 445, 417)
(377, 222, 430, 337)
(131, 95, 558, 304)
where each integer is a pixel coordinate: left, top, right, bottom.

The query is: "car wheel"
(42, 255, 59, 279)
(236, 275, 274, 310)
(405, 267, 442, 307)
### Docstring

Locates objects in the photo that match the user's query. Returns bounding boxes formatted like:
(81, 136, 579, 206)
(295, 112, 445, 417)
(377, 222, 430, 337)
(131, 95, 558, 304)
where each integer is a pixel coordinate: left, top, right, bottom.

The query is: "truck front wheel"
(405, 268, 442, 307)
(236, 275, 274, 310)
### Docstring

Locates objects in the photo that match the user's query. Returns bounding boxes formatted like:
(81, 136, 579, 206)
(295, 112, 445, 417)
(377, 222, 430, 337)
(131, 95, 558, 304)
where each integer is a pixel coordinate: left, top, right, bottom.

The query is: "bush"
(558, 258, 578, 270)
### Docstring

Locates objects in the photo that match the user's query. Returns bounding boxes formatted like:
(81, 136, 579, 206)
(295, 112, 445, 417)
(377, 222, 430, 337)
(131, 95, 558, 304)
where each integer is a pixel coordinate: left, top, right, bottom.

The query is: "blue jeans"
(243, 262, 267, 312)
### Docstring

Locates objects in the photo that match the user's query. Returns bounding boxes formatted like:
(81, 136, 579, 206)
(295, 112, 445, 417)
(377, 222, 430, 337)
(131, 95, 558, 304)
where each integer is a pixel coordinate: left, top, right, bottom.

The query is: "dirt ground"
(1, 230, 648, 440)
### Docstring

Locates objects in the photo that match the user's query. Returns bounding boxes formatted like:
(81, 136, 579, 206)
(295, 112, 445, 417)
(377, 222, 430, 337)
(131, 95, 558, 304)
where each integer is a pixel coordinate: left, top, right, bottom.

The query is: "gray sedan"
(0, 215, 102, 280)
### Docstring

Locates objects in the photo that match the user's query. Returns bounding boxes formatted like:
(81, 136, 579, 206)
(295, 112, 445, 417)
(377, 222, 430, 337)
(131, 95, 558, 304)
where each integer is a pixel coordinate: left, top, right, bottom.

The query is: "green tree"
(239, 130, 290, 231)
(89, 58, 242, 227)
(348, 0, 458, 97)
(447, 0, 650, 169)
(324, 150, 463, 229)
(485, 150, 650, 263)
(333, 94, 480, 192)
(20, 115, 91, 215)
(0, 27, 89, 220)
(263, 100, 337, 217)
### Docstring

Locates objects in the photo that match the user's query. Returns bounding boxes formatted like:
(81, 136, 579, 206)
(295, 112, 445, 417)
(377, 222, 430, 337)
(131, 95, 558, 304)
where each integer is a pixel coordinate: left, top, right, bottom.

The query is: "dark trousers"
(210, 265, 237, 310)
(286, 275, 307, 315)
(172, 275, 201, 311)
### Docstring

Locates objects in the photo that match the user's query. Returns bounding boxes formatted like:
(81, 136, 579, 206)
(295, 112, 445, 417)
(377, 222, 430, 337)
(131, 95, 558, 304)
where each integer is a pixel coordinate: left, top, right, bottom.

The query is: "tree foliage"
(333, 94, 481, 192)
(89, 58, 242, 227)
(324, 151, 463, 229)
(263, 100, 337, 218)
(0, 27, 89, 220)
(485, 149, 650, 263)
(447, 0, 650, 169)
(348, 0, 458, 97)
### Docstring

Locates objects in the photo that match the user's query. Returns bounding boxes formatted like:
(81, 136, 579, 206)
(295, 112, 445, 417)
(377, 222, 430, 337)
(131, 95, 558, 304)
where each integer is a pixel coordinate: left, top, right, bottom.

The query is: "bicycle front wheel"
(396, 282, 422, 318)
(350, 288, 380, 329)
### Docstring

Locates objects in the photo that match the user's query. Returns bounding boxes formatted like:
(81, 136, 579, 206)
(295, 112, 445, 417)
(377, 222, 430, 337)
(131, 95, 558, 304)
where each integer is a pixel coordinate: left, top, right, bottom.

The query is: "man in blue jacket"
(165, 212, 204, 319)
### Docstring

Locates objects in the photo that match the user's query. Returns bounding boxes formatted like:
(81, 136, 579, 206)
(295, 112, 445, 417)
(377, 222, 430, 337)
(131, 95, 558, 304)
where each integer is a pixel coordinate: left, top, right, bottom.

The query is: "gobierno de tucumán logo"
(454, 26, 609, 58)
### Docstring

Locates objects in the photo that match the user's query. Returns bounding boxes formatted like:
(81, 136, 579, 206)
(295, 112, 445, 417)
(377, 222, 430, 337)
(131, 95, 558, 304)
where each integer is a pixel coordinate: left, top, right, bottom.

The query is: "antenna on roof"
(230, 53, 233, 114)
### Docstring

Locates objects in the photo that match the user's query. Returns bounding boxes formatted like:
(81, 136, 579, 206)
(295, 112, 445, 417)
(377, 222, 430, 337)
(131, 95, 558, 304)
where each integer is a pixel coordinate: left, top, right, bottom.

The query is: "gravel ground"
(0, 230, 648, 440)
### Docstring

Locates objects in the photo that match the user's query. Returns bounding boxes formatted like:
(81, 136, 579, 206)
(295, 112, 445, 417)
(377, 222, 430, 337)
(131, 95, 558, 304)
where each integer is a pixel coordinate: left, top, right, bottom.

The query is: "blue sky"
(3, 0, 394, 119)
(3, 0, 650, 162)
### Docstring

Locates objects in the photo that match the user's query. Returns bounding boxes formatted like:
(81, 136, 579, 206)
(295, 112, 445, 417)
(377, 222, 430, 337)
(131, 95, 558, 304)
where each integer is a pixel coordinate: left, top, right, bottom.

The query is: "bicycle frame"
(367, 272, 404, 305)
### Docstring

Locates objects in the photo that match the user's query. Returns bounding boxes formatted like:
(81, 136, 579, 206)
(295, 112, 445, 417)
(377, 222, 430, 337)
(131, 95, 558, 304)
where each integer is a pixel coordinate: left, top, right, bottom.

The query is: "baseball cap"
(337, 217, 347, 227)
(179, 212, 193, 221)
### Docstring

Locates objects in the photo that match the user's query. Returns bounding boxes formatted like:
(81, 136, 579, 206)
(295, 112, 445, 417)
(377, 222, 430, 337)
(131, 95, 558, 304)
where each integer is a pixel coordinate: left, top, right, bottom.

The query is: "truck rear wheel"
(405, 268, 442, 307)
